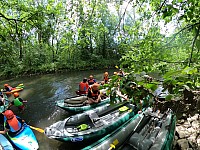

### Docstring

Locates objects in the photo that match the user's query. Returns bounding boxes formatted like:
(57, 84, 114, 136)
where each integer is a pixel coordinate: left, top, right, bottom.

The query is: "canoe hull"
(0, 96, 9, 113)
(8, 124, 39, 150)
(5, 88, 23, 95)
(0, 134, 14, 150)
(45, 102, 137, 142)
(56, 96, 110, 113)
(83, 108, 176, 150)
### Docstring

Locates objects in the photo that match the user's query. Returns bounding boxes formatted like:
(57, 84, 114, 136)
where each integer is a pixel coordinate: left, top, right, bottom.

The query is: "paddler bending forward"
(85, 83, 101, 104)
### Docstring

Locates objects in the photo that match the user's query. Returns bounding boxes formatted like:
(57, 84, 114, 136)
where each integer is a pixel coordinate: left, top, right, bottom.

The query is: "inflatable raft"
(83, 108, 176, 150)
(56, 95, 110, 113)
(45, 102, 137, 142)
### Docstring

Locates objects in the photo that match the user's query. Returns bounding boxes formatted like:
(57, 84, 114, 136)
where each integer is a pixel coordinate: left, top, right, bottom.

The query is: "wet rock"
(176, 126, 191, 138)
(197, 136, 200, 147)
(177, 119, 185, 124)
(181, 113, 187, 120)
(188, 133, 198, 149)
(187, 127, 196, 134)
(183, 121, 191, 128)
(177, 139, 189, 150)
(191, 120, 200, 129)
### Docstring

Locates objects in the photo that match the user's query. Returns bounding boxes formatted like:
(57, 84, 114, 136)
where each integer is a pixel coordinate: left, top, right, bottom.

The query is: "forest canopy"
(0, 0, 199, 79)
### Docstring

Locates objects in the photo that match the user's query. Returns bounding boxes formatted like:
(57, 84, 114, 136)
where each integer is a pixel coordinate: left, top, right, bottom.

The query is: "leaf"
(196, 40, 200, 49)
(165, 94, 173, 101)
(182, 67, 197, 74)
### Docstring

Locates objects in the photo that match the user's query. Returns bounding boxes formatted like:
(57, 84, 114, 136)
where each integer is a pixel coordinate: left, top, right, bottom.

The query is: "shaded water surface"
(0, 69, 116, 150)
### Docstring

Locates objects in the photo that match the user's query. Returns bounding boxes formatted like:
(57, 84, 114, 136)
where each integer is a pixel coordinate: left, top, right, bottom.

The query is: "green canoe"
(56, 95, 110, 113)
(45, 102, 138, 142)
(83, 108, 176, 150)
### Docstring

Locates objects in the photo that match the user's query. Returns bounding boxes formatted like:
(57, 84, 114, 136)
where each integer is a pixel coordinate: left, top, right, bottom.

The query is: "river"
(0, 69, 116, 150)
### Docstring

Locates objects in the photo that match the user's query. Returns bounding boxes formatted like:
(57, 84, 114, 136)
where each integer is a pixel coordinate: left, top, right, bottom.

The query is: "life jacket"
(88, 88, 99, 100)
(4, 116, 22, 133)
(79, 82, 89, 92)
(104, 76, 109, 83)
(13, 98, 23, 107)
(88, 79, 96, 85)
(5, 86, 13, 92)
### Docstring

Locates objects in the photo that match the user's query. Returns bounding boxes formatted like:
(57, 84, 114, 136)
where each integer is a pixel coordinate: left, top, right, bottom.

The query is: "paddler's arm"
(0, 128, 9, 134)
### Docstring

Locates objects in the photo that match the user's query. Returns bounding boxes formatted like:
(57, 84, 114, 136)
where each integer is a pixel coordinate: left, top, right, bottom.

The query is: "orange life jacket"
(4, 116, 21, 132)
(88, 87, 99, 100)
(79, 82, 89, 92)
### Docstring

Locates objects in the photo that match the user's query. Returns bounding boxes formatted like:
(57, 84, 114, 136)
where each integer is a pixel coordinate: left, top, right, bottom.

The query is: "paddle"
(29, 125, 44, 133)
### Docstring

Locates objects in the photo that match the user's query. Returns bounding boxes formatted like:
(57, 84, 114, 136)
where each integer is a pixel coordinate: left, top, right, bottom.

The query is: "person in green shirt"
(9, 92, 26, 112)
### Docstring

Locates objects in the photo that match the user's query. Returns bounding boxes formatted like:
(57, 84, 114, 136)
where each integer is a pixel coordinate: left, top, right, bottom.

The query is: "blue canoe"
(0, 134, 14, 150)
(7, 123, 39, 150)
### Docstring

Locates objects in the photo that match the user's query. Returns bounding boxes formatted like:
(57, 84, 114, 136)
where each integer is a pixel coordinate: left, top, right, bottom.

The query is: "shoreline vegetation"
(0, 60, 119, 80)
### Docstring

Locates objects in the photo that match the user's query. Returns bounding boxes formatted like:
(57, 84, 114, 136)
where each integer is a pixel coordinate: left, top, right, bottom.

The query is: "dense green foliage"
(0, 0, 199, 103)
(0, 0, 123, 78)
(102, 0, 199, 107)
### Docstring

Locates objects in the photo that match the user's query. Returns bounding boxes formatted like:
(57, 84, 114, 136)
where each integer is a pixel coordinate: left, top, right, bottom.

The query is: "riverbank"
(0, 58, 119, 80)
(156, 92, 200, 150)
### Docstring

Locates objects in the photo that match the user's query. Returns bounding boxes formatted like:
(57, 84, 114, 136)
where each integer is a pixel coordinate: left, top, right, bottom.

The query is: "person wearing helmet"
(77, 78, 89, 95)
(0, 110, 24, 136)
(88, 75, 96, 85)
(85, 83, 101, 104)
(9, 92, 26, 112)
(3, 84, 13, 92)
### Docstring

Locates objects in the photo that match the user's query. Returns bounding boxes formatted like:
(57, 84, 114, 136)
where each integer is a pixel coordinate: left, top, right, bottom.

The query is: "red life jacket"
(79, 82, 89, 92)
(4, 116, 21, 132)
(104, 76, 109, 83)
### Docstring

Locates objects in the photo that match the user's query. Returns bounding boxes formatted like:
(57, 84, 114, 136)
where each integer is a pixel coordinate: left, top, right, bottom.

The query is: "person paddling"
(0, 110, 25, 137)
(78, 78, 89, 95)
(85, 83, 101, 104)
(88, 75, 96, 85)
(9, 92, 26, 112)
(3, 84, 14, 92)
(103, 72, 110, 84)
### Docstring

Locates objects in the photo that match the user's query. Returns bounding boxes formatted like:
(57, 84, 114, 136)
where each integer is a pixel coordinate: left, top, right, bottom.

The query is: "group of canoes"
(1, 78, 176, 150)
(45, 90, 176, 150)
(45, 72, 176, 150)
(0, 83, 39, 150)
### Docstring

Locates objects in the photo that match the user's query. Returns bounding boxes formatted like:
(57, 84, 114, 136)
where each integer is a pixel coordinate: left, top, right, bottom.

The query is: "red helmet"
(13, 92, 19, 98)
(3, 110, 14, 120)
(4, 84, 9, 87)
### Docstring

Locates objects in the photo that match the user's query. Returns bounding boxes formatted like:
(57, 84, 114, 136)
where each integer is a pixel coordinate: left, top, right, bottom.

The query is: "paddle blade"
(29, 125, 44, 133)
